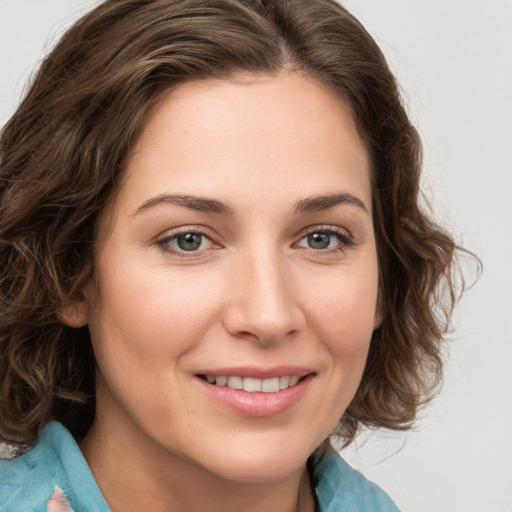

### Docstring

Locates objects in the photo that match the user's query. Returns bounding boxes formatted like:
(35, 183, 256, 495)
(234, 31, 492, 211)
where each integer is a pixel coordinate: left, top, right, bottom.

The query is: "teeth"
(205, 375, 302, 393)
(289, 376, 300, 386)
(279, 375, 290, 390)
(227, 376, 242, 390)
(243, 377, 261, 392)
(261, 377, 280, 393)
(216, 376, 228, 386)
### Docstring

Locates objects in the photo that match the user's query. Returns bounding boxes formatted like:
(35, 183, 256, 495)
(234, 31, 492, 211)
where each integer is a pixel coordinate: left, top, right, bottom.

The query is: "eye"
(175, 232, 207, 251)
(305, 232, 334, 249)
(157, 229, 216, 255)
(296, 227, 354, 252)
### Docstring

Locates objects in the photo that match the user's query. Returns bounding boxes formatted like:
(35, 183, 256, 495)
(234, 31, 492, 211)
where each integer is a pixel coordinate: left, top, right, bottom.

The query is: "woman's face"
(70, 73, 380, 483)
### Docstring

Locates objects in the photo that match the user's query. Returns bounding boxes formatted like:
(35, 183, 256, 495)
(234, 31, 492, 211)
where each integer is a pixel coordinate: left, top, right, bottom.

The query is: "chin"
(209, 457, 305, 484)
(194, 432, 320, 484)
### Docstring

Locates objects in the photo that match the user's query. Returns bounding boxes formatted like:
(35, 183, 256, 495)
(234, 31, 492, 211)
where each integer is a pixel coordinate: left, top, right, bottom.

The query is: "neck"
(79, 417, 316, 512)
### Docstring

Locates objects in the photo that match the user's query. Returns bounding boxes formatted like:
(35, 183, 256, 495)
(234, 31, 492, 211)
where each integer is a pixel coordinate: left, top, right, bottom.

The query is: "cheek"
(85, 259, 223, 430)
(293, 270, 378, 442)
(310, 272, 378, 340)
(302, 265, 379, 390)
(87, 258, 222, 372)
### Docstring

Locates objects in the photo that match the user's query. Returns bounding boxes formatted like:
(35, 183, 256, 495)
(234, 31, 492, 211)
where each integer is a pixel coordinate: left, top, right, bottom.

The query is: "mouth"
(195, 368, 315, 417)
(197, 374, 302, 393)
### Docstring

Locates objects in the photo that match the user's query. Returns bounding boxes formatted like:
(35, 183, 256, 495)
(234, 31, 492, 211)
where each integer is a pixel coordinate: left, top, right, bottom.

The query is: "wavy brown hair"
(0, 0, 468, 449)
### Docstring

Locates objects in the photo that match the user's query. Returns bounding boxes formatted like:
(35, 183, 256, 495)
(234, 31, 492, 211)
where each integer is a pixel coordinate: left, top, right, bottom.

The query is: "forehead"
(117, 72, 371, 214)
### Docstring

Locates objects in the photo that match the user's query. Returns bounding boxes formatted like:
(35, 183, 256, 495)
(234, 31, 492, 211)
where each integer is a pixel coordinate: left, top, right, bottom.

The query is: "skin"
(63, 72, 380, 512)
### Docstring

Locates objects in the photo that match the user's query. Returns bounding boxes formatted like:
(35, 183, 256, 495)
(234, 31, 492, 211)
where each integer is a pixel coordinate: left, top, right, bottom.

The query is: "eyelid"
(298, 224, 354, 241)
(294, 224, 356, 251)
(155, 225, 221, 255)
(154, 223, 356, 257)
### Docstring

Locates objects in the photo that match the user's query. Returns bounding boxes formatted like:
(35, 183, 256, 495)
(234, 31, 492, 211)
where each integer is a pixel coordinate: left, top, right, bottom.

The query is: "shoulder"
(0, 423, 109, 512)
(314, 449, 400, 512)
(0, 423, 65, 512)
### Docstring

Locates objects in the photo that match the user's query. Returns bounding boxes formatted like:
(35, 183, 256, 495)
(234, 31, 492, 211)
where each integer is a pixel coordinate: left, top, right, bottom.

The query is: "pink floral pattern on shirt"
(47, 486, 74, 512)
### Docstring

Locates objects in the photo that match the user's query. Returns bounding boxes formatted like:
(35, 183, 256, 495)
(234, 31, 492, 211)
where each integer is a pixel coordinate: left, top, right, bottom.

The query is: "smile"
(197, 373, 314, 417)
(200, 375, 301, 392)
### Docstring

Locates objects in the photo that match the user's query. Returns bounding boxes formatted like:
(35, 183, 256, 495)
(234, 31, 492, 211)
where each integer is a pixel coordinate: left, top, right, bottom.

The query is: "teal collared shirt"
(0, 422, 400, 511)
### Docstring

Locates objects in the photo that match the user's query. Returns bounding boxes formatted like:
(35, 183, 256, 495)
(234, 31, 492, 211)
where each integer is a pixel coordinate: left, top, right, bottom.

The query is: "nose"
(222, 250, 305, 345)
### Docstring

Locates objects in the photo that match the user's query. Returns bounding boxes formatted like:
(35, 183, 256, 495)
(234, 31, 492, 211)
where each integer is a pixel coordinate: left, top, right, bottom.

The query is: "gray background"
(1, 1, 511, 510)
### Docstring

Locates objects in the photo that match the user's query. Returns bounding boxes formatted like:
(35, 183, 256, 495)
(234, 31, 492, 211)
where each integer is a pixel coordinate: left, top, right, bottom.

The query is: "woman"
(0, 1, 464, 511)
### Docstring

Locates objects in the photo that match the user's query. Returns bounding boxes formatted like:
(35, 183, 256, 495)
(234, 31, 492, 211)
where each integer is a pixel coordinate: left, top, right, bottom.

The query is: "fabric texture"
(313, 449, 400, 512)
(0, 422, 400, 511)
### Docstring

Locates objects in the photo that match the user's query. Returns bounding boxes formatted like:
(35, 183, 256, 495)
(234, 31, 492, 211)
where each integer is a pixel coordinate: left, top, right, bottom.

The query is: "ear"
(59, 293, 89, 328)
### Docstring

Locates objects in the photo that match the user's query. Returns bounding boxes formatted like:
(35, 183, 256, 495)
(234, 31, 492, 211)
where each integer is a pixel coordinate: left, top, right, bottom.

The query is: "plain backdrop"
(1, 1, 511, 511)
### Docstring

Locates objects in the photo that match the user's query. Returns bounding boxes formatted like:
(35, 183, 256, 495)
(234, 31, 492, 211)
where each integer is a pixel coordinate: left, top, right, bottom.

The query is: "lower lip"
(197, 375, 313, 417)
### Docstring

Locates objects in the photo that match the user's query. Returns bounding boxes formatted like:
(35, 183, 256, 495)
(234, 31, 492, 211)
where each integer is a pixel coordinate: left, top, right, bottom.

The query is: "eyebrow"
(294, 193, 369, 215)
(133, 191, 369, 217)
(133, 194, 235, 216)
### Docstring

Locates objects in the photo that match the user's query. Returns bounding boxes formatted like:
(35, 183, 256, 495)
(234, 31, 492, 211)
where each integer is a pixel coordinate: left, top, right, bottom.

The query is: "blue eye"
(175, 233, 204, 251)
(306, 232, 332, 249)
(297, 228, 353, 252)
(158, 230, 214, 254)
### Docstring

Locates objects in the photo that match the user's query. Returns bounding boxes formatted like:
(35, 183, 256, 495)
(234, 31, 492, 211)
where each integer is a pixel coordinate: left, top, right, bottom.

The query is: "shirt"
(0, 422, 400, 511)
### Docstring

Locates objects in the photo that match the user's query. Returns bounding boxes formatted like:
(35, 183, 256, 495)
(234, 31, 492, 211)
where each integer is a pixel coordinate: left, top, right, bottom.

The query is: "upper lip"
(194, 366, 316, 379)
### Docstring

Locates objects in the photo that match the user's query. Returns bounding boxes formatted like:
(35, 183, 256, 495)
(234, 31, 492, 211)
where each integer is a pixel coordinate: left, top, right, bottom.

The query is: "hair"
(0, 0, 469, 450)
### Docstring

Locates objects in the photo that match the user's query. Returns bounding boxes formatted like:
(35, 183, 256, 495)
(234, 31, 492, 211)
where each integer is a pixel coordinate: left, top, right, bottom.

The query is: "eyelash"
(295, 225, 355, 254)
(155, 225, 355, 257)
(156, 226, 218, 257)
